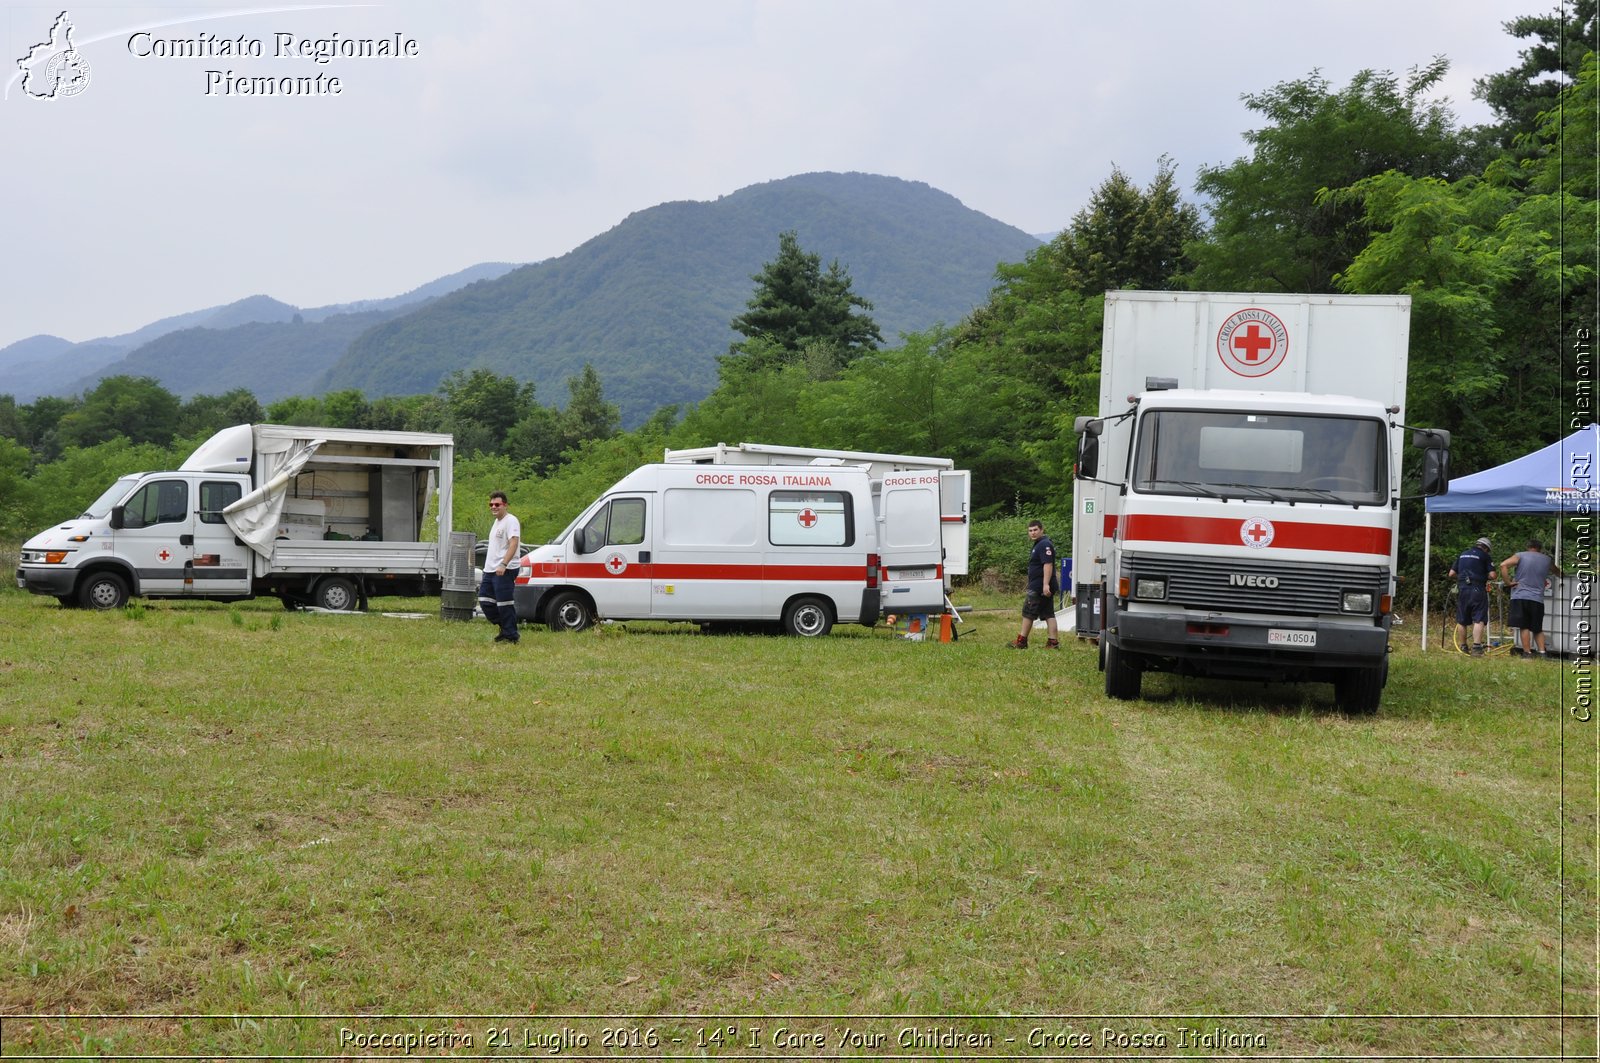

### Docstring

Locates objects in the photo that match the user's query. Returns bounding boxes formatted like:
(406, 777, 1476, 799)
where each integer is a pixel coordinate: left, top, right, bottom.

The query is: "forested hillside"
(322, 172, 1042, 424)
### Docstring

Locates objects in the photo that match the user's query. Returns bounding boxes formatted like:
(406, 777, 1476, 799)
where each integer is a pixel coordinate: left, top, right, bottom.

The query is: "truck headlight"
(1134, 576, 1167, 601)
(1341, 591, 1374, 614)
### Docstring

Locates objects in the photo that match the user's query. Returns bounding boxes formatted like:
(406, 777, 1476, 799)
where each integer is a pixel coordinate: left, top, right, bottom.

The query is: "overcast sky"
(0, 0, 1532, 352)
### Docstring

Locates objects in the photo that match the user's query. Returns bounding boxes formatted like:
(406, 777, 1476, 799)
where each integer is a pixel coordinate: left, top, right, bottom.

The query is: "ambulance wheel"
(78, 571, 129, 611)
(1104, 640, 1142, 700)
(783, 597, 833, 638)
(546, 590, 595, 632)
(313, 576, 360, 611)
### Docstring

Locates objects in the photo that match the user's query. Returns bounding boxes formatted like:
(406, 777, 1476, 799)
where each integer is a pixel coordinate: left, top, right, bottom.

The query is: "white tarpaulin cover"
(221, 435, 325, 556)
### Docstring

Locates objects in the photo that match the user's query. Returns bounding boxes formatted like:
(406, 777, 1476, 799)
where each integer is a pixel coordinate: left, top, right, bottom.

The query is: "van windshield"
(80, 476, 142, 519)
(1132, 411, 1387, 505)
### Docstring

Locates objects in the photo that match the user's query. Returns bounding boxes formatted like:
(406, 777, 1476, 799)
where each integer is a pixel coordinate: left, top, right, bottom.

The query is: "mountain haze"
(324, 172, 1041, 423)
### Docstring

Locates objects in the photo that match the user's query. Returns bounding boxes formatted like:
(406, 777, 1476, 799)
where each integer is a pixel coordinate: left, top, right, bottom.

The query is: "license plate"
(891, 567, 935, 580)
(1268, 628, 1316, 647)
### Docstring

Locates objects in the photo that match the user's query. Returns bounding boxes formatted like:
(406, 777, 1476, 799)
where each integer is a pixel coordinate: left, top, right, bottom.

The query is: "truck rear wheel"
(783, 597, 834, 638)
(1104, 640, 1142, 700)
(313, 576, 361, 611)
(546, 590, 595, 632)
(1334, 662, 1385, 715)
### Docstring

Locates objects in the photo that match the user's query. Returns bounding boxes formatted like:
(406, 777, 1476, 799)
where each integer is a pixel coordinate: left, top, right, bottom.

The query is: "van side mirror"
(1074, 418, 1102, 481)
(109, 505, 125, 530)
(572, 528, 589, 555)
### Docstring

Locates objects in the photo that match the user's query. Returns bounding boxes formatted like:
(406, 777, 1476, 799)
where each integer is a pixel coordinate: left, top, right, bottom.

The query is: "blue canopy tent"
(1421, 423, 1600, 648)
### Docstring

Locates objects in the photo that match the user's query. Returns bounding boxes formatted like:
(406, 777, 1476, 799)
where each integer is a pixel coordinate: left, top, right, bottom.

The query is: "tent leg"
(1422, 511, 1432, 651)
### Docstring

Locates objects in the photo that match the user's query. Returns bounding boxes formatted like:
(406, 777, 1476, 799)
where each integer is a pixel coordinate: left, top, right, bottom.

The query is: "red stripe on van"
(1119, 514, 1391, 555)
(546, 562, 867, 582)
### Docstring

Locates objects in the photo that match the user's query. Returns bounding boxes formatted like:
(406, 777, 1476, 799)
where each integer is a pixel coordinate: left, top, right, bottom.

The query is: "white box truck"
(16, 423, 455, 611)
(1072, 292, 1449, 713)
(514, 443, 970, 635)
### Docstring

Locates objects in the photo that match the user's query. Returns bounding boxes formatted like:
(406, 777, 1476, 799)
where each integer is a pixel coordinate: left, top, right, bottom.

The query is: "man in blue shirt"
(1448, 536, 1492, 656)
(1010, 519, 1059, 650)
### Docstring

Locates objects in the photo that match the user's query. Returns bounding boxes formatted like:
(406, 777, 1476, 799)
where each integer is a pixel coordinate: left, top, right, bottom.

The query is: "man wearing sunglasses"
(480, 490, 522, 644)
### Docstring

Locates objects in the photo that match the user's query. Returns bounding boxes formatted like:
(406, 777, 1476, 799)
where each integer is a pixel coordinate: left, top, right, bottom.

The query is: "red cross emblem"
(797, 508, 818, 528)
(157, 549, 172, 562)
(1240, 517, 1275, 550)
(1217, 308, 1289, 378)
(604, 552, 628, 575)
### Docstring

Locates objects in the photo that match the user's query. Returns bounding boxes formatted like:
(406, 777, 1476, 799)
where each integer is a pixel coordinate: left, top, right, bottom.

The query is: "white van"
(514, 449, 968, 636)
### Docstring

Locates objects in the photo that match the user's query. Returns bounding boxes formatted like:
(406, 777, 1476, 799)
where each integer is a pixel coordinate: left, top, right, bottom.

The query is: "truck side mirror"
(1421, 448, 1451, 497)
(109, 505, 125, 530)
(1411, 428, 1451, 497)
(1074, 418, 1102, 481)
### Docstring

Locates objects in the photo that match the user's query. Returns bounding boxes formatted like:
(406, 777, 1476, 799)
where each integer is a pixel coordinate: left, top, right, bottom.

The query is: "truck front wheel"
(1104, 640, 1142, 700)
(78, 571, 129, 611)
(313, 576, 361, 611)
(1334, 662, 1385, 715)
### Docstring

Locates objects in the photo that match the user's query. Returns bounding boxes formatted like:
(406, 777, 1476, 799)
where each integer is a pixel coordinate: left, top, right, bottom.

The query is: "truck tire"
(1104, 640, 1142, 700)
(783, 596, 833, 638)
(78, 571, 129, 611)
(1334, 662, 1385, 715)
(313, 576, 360, 611)
(546, 590, 594, 632)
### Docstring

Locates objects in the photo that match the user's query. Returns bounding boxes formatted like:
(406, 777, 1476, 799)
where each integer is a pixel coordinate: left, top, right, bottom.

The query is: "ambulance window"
(122, 480, 188, 528)
(770, 491, 852, 547)
(609, 498, 645, 545)
(199, 481, 242, 524)
(581, 498, 646, 549)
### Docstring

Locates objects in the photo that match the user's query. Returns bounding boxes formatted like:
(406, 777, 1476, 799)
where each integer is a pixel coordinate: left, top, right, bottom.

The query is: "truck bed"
(263, 539, 441, 576)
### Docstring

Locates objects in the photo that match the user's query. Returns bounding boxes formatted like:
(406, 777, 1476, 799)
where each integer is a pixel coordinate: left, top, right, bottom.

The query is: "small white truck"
(514, 443, 969, 635)
(1072, 292, 1449, 712)
(16, 423, 455, 610)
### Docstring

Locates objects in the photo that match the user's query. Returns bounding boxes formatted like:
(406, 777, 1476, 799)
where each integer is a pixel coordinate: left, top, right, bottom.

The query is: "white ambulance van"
(515, 445, 969, 636)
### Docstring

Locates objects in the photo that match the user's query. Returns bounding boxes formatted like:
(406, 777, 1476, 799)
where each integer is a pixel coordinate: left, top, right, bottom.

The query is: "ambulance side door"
(572, 495, 653, 619)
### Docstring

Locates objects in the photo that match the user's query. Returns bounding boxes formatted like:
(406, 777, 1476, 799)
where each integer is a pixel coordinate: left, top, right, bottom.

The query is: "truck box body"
(16, 423, 454, 610)
(1074, 291, 1433, 712)
(516, 444, 969, 635)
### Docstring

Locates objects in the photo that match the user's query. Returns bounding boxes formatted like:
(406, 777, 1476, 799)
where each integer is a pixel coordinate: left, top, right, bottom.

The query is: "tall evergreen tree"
(1474, 0, 1598, 150)
(727, 231, 882, 373)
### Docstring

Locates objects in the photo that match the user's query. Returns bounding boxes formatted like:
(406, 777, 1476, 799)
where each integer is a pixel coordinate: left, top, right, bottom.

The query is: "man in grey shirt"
(1500, 538, 1558, 658)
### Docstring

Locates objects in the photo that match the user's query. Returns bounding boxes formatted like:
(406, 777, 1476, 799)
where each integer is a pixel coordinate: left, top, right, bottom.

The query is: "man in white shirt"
(479, 490, 522, 644)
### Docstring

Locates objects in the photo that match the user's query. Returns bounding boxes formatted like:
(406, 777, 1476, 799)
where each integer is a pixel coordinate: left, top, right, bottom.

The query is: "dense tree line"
(3, 6, 1594, 590)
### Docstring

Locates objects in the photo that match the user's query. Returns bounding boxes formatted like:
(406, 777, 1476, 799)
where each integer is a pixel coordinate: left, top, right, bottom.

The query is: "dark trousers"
(479, 570, 519, 641)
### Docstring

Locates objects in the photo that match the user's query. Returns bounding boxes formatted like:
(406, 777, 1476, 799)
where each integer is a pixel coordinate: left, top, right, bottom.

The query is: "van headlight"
(1341, 591, 1374, 614)
(1134, 576, 1167, 601)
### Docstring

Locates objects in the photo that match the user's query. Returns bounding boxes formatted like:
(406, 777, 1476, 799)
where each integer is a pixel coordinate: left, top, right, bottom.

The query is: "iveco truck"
(1072, 292, 1449, 713)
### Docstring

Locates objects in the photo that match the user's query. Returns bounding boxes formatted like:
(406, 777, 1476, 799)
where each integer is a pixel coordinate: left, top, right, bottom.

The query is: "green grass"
(0, 584, 1593, 1057)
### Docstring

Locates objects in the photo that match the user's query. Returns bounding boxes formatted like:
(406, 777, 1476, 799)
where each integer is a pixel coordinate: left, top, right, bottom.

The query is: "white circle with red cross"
(796, 508, 819, 529)
(1217, 308, 1289, 378)
(156, 547, 174, 563)
(1240, 517, 1275, 550)
(603, 551, 628, 575)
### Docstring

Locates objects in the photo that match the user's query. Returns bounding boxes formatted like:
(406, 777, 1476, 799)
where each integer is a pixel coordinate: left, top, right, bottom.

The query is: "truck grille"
(1122, 550, 1388, 616)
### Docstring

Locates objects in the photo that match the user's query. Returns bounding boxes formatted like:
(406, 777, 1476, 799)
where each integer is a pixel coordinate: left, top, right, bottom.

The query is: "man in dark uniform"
(1010, 519, 1060, 650)
(1448, 535, 1492, 656)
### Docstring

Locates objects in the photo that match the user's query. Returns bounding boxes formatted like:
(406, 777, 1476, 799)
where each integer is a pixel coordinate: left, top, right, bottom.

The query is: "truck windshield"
(79, 476, 142, 519)
(1132, 411, 1386, 505)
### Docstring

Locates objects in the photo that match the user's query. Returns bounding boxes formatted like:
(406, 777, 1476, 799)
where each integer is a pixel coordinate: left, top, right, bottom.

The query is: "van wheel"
(546, 591, 594, 632)
(313, 576, 360, 611)
(1104, 640, 1142, 700)
(78, 572, 129, 611)
(783, 597, 833, 638)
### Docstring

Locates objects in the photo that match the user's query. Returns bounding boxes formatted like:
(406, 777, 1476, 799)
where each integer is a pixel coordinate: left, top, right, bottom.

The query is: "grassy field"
(0, 582, 1594, 1059)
